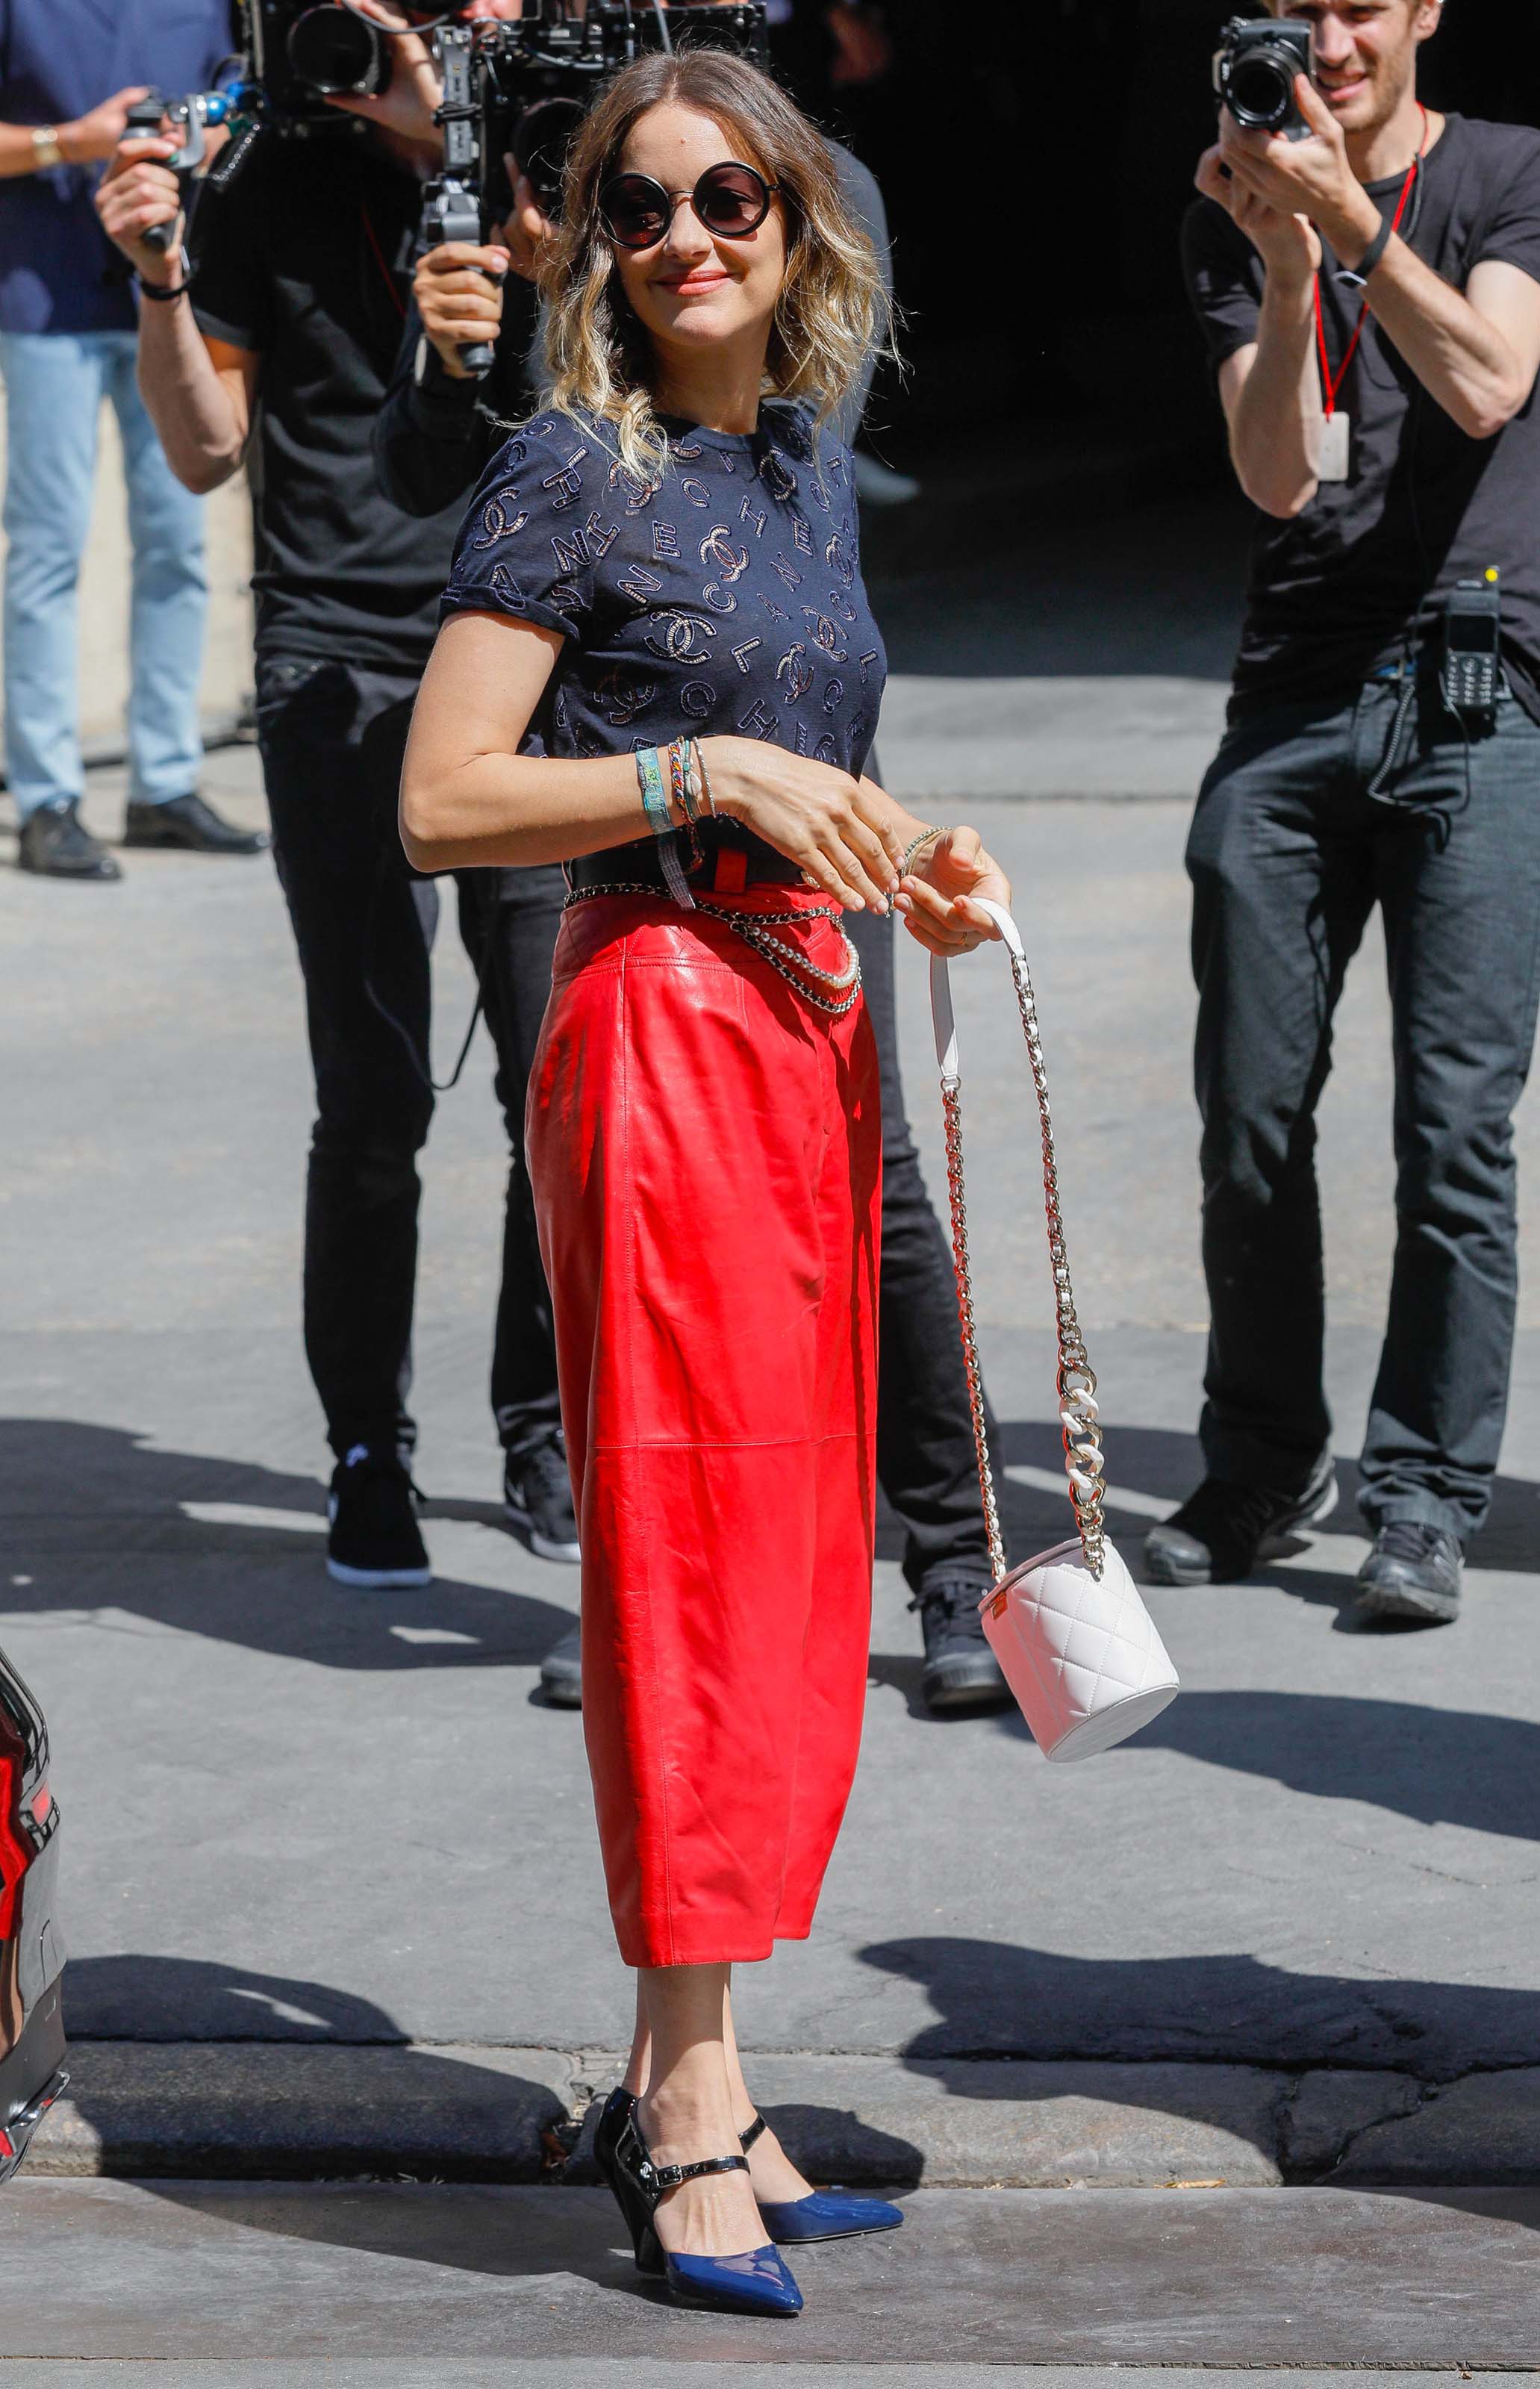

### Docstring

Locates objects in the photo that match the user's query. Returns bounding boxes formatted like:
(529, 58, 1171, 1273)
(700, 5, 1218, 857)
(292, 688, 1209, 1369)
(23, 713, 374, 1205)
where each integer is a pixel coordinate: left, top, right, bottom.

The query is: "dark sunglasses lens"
(602, 176, 669, 247)
(696, 165, 769, 235)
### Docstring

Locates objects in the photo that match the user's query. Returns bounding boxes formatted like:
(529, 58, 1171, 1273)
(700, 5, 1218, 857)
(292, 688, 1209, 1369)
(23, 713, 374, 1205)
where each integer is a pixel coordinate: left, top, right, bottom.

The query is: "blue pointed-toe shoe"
(601, 2099, 803, 2317)
(741, 2114, 905, 2244)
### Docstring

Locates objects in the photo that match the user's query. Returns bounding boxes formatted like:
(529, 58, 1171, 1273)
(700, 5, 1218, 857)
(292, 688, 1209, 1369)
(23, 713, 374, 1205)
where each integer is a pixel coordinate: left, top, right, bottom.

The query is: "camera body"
(1213, 15, 1314, 140)
(470, 1, 769, 224)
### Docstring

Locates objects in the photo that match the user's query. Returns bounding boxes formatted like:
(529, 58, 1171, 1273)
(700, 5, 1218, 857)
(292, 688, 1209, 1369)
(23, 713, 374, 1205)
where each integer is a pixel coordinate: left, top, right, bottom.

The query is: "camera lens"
(1227, 46, 1294, 131)
(286, 5, 393, 99)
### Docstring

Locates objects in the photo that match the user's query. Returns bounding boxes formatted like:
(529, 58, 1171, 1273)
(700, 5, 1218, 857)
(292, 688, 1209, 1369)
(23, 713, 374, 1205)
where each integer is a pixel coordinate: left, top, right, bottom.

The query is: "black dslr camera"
(469, 1, 768, 226)
(1213, 15, 1314, 139)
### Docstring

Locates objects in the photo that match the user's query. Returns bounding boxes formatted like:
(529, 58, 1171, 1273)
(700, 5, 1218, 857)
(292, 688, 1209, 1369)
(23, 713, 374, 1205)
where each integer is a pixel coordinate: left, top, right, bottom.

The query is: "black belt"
(567, 834, 804, 897)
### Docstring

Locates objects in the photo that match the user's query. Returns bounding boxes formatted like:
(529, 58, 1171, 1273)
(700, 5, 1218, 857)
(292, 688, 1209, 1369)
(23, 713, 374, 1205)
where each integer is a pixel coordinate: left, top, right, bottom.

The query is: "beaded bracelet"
(665, 737, 705, 870)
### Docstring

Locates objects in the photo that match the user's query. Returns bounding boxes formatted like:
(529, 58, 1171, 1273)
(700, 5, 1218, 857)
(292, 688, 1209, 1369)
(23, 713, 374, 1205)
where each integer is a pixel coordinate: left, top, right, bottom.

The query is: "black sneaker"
(1354, 1521, 1462, 1627)
(326, 1446, 431, 1589)
(540, 1623, 582, 1708)
(504, 1435, 581, 1563)
(16, 801, 120, 881)
(911, 1577, 1011, 1714)
(122, 792, 269, 854)
(1144, 1449, 1338, 1586)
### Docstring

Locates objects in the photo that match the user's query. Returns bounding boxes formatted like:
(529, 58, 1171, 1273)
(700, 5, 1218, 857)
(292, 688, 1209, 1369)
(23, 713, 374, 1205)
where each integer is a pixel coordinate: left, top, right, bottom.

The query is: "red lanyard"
(1313, 105, 1427, 420)
(360, 205, 407, 322)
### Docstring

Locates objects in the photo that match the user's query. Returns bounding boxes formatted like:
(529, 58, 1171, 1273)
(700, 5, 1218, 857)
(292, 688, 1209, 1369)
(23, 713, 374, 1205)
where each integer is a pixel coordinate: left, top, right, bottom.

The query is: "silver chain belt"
(564, 881, 864, 1017)
(938, 935, 1106, 1581)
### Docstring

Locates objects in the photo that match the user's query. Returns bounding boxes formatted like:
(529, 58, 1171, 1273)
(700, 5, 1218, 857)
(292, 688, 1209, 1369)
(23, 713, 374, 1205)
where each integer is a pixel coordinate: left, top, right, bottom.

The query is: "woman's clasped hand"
(699, 734, 1011, 954)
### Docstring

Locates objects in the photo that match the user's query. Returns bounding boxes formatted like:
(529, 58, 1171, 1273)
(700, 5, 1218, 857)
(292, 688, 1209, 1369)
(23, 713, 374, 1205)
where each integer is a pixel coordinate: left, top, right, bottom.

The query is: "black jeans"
(1187, 673, 1540, 1539)
(255, 655, 565, 1466)
(848, 906, 997, 1593)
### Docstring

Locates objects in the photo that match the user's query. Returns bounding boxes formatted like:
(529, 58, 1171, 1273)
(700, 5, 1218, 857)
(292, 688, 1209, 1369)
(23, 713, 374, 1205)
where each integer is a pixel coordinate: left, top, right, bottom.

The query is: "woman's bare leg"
(635, 1961, 766, 2258)
(722, 1973, 815, 2205)
(623, 1978, 649, 2098)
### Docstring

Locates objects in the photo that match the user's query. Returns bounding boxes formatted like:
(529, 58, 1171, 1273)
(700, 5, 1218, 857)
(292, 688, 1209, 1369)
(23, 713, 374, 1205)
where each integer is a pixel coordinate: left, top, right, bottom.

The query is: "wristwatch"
(30, 126, 64, 171)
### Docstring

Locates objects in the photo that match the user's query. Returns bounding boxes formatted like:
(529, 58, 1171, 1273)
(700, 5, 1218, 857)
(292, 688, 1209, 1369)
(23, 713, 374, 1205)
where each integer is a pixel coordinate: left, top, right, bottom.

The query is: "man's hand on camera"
(95, 136, 185, 284)
(1215, 75, 1381, 269)
(60, 84, 153, 166)
(499, 165, 552, 282)
(416, 241, 510, 376)
(1196, 138, 1321, 284)
(325, 0, 443, 149)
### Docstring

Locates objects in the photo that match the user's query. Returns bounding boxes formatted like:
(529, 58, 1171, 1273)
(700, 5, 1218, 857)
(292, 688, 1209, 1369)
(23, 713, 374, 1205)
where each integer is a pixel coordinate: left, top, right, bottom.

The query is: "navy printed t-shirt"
(440, 402, 886, 839)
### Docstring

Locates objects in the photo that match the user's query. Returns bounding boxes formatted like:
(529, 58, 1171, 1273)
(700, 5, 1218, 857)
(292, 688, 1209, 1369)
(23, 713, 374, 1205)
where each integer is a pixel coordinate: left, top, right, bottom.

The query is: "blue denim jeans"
(1, 330, 207, 817)
(1187, 671, 1540, 1539)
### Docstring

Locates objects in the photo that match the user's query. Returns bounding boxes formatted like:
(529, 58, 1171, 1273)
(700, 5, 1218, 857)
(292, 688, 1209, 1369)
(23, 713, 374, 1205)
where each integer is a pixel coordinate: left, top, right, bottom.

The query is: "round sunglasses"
(599, 161, 779, 252)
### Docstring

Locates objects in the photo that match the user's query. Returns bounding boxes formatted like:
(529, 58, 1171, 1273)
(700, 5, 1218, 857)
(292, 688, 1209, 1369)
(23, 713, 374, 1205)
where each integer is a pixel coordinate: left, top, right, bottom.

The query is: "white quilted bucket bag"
(931, 899, 1179, 1763)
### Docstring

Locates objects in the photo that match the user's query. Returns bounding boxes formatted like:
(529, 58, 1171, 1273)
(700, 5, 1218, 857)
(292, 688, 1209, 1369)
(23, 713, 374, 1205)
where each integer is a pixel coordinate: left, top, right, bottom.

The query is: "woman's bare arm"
(402, 611, 1009, 946)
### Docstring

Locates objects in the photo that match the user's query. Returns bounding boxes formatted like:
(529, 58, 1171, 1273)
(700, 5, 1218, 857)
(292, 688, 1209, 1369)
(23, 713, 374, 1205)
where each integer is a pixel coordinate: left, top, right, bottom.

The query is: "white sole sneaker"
(325, 1556, 434, 1589)
(502, 1495, 581, 1565)
(325, 1492, 432, 1589)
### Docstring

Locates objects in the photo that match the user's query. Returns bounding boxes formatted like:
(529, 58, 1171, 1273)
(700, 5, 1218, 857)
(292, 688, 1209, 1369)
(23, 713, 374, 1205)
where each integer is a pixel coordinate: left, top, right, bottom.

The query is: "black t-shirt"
(440, 402, 885, 864)
(190, 129, 462, 670)
(1183, 115, 1540, 719)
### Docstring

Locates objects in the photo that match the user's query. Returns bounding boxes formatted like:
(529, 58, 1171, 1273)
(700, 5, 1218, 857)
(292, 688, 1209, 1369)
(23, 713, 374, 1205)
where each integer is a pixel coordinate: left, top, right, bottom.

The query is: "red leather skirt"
(526, 889, 882, 1968)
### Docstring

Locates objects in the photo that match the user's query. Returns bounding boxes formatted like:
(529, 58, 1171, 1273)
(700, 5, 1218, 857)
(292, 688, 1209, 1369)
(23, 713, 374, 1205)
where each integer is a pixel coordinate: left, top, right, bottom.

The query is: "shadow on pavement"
(1133, 1689, 1540, 1843)
(859, 1935, 1540, 2088)
(0, 1420, 575, 1672)
(65, 1956, 418, 2043)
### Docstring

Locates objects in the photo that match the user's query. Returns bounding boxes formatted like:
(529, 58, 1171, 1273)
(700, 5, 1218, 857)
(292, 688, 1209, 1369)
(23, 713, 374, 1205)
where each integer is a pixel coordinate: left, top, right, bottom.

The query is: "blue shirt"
(440, 405, 886, 797)
(0, 0, 234, 334)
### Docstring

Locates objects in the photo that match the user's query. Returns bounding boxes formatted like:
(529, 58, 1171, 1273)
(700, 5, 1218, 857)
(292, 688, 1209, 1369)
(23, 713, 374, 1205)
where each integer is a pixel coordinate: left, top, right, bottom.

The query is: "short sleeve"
(189, 148, 275, 355)
(439, 416, 598, 642)
(1472, 129, 1540, 287)
(1182, 196, 1263, 373)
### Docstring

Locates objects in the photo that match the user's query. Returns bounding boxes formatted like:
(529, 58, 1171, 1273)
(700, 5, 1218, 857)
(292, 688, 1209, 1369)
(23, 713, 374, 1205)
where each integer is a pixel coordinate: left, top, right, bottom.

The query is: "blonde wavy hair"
(537, 47, 894, 482)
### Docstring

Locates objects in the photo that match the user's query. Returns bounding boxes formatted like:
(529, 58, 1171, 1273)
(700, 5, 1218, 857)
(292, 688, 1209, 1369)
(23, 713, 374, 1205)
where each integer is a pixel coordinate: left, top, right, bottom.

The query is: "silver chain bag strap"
(930, 897, 1179, 1763)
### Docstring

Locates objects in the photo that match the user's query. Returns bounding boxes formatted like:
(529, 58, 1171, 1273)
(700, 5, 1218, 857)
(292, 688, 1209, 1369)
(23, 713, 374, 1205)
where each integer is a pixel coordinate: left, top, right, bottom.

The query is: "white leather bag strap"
(929, 900, 1107, 1580)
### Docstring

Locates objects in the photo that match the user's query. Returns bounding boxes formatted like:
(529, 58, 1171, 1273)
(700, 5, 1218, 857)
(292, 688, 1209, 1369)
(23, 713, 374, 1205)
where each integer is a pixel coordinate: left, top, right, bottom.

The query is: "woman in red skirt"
(402, 48, 1009, 2316)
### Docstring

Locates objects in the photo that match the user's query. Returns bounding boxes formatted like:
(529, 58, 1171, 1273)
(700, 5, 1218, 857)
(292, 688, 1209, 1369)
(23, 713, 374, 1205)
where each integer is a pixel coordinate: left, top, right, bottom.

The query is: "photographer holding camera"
(1146, 1, 1540, 1625)
(93, 1, 579, 1592)
(0, 0, 262, 880)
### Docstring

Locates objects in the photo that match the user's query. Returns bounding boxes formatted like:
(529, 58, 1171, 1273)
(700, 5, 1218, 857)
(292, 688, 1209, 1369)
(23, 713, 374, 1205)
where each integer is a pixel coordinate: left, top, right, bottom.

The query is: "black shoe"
(1354, 1521, 1462, 1626)
(1144, 1449, 1338, 1586)
(504, 1434, 581, 1563)
(16, 801, 120, 881)
(540, 1622, 582, 1708)
(327, 1446, 431, 1589)
(122, 792, 269, 854)
(911, 1577, 1011, 1713)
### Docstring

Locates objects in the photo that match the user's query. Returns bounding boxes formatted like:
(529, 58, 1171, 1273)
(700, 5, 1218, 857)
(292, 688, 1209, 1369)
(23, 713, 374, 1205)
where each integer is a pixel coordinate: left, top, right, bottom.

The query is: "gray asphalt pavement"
(4, 2182, 1540, 2367)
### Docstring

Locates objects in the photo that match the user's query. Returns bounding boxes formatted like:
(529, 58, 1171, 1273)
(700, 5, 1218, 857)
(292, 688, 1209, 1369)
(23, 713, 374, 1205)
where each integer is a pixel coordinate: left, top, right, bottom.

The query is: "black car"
(0, 1642, 66, 2181)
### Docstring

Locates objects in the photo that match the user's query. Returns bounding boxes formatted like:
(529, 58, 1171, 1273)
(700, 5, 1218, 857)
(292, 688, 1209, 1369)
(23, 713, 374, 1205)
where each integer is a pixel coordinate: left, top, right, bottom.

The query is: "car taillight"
(0, 1756, 32, 1940)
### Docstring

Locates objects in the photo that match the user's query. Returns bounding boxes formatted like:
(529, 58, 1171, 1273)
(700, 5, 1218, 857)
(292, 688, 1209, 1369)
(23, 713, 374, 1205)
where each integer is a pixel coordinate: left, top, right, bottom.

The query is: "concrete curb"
(26, 2045, 1539, 2187)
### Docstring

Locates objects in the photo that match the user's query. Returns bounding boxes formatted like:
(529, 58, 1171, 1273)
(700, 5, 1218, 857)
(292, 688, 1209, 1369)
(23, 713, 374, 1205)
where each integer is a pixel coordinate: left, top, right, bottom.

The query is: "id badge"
(1318, 411, 1351, 483)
